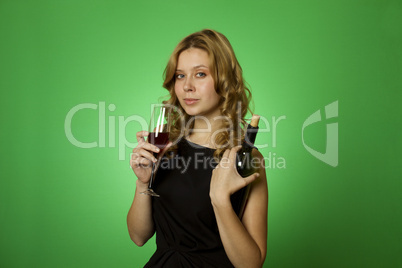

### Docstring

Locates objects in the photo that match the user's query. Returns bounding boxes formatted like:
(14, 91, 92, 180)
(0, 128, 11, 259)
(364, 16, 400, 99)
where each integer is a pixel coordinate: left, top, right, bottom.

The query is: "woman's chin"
(182, 107, 199, 116)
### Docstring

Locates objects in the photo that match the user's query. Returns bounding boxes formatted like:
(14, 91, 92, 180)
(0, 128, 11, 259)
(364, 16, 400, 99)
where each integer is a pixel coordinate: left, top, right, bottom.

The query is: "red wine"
(232, 115, 260, 219)
(147, 132, 169, 150)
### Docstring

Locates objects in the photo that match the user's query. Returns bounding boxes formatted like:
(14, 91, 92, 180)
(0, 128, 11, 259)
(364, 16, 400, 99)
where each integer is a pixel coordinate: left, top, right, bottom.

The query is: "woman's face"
(174, 48, 221, 119)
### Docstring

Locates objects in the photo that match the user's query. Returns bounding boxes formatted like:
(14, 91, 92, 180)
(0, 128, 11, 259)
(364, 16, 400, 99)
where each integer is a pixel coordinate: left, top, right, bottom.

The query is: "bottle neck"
(242, 125, 259, 151)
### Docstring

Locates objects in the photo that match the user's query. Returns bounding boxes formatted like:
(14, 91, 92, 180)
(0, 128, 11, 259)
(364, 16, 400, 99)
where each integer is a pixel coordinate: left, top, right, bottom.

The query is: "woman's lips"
(184, 98, 199, 105)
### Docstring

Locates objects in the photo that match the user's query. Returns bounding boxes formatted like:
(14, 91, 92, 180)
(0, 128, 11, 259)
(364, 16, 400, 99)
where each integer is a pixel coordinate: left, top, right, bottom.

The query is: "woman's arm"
(126, 131, 161, 246)
(210, 147, 268, 267)
(127, 181, 154, 246)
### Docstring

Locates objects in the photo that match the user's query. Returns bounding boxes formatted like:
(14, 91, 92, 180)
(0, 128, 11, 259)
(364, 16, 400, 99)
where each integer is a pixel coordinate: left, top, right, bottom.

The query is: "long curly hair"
(162, 29, 253, 159)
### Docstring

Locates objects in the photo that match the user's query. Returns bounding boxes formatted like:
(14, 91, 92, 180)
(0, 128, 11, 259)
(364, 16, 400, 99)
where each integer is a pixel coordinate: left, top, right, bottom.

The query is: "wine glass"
(140, 106, 171, 197)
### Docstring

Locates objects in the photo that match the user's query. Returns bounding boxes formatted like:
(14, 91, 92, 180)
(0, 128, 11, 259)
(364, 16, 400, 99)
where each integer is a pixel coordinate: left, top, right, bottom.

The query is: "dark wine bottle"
(231, 115, 260, 219)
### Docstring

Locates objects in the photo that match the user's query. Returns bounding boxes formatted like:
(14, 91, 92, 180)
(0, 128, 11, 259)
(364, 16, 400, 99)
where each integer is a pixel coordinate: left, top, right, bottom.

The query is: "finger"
(132, 153, 153, 167)
(130, 158, 135, 169)
(140, 149, 158, 163)
(243, 172, 260, 187)
(138, 156, 153, 168)
(221, 149, 230, 160)
(217, 149, 231, 168)
(228, 145, 242, 162)
(141, 142, 161, 154)
(131, 151, 139, 161)
(130, 157, 152, 169)
(136, 131, 149, 143)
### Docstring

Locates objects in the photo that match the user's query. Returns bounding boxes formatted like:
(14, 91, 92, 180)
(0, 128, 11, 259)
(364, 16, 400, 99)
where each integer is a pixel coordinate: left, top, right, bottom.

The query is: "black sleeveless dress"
(144, 138, 246, 268)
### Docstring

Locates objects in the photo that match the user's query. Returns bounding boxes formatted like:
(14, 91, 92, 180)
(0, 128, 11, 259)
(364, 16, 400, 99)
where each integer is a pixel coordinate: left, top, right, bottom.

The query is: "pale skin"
(127, 48, 268, 267)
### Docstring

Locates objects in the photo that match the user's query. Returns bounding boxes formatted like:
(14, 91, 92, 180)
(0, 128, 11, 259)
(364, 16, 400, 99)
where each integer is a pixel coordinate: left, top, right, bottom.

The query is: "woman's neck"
(188, 115, 225, 148)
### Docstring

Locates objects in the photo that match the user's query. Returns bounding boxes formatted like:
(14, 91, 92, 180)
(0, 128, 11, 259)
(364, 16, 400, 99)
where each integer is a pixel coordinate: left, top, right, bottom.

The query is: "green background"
(1, 0, 401, 267)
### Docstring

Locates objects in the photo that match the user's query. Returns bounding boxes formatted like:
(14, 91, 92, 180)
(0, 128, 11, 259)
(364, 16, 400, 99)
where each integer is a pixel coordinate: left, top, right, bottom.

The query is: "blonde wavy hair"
(162, 29, 253, 159)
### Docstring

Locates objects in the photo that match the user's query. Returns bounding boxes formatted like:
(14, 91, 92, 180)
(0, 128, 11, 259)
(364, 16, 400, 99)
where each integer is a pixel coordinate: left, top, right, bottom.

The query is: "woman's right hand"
(130, 131, 160, 185)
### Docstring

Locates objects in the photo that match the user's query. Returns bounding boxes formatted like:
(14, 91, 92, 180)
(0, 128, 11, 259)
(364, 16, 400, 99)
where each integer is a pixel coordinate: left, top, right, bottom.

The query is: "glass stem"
(148, 152, 158, 190)
(148, 162, 156, 190)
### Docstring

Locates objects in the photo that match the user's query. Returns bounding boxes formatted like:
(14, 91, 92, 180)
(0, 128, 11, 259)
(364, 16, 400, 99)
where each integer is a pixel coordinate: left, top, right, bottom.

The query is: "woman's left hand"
(210, 146, 260, 205)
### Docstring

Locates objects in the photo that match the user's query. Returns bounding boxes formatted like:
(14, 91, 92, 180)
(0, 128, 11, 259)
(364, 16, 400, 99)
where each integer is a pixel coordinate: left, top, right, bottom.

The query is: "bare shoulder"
(252, 148, 264, 160)
(251, 149, 267, 184)
(244, 148, 267, 199)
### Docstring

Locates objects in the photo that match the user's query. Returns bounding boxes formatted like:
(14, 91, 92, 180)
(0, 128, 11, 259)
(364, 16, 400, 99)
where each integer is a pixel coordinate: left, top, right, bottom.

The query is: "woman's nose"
(183, 78, 194, 92)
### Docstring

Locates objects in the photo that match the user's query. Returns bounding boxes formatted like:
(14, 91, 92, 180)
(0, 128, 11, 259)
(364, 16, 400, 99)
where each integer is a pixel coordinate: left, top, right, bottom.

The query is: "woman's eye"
(196, 72, 206, 78)
(176, 74, 185, 79)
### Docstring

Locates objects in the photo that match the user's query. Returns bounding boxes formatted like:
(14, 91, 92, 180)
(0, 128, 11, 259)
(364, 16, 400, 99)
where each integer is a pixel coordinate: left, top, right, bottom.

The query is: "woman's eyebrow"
(193, 64, 208, 69)
(176, 65, 209, 72)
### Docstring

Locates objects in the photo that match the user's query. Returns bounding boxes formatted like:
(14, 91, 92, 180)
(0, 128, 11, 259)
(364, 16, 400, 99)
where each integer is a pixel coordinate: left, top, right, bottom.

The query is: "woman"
(128, 29, 268, 267)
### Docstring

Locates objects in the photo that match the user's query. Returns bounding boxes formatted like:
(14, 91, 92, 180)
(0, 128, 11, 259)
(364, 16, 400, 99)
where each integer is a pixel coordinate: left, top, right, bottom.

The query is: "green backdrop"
(1, 0, 401, 267)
